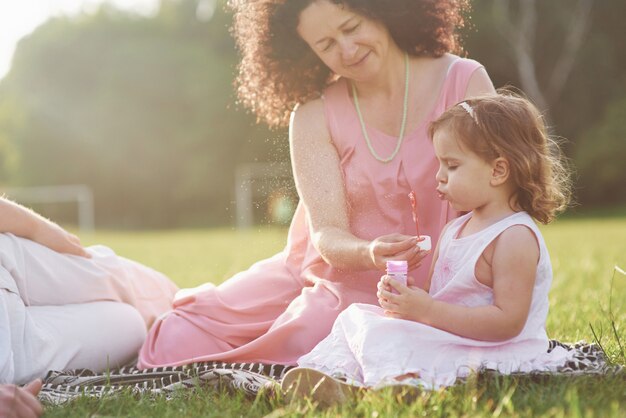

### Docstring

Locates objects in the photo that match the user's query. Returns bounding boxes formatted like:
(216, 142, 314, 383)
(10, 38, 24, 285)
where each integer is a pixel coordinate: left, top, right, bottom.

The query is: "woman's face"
(296, 0, 395, 81)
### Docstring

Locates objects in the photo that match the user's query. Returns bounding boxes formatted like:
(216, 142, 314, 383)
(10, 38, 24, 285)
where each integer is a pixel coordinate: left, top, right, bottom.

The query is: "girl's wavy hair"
(428, 90, 572, 224)
(229, 0, 470, 128)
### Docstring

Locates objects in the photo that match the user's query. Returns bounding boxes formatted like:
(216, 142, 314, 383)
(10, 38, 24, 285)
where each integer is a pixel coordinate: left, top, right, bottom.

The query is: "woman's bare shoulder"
(293, 97, 324, 119)
(291, 97, 329, 143)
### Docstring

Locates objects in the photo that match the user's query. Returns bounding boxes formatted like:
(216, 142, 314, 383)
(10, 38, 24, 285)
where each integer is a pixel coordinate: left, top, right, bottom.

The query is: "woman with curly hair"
(138, 0, 495, 369)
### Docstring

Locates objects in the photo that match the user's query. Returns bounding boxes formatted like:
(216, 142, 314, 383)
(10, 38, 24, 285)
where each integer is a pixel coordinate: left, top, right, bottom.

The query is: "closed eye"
(322, 40, 335, 52)
(344, 22, 361, 34)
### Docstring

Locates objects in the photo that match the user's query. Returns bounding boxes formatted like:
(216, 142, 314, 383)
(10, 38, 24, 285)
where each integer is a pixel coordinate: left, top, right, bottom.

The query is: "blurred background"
(0, 0, 624, 230)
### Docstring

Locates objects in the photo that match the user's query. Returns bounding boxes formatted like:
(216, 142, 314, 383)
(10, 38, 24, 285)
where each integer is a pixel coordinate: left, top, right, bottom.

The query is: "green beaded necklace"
(351, 52, 409, 163)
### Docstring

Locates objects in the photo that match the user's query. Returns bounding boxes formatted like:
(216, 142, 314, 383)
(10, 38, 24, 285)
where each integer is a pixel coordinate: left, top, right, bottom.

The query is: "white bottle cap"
(417, 235, 431, 251)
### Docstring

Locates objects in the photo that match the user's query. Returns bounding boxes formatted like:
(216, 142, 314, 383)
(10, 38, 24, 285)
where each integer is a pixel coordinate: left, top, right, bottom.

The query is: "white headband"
(459, 102, 477, 123)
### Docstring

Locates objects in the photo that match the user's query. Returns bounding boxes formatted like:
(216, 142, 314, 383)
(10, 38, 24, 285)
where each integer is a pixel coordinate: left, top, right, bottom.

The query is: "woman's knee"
(105, 301, 148, 336)
(96, 302, 147, 351)
(55, 302, 147, 371)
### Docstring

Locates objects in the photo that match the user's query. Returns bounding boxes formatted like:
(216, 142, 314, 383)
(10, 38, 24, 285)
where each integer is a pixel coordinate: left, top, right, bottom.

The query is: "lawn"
(44, 216, 626, 417)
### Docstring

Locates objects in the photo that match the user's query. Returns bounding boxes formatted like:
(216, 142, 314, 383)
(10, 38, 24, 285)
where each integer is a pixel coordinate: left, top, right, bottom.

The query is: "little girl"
(282, 92, 574, 402)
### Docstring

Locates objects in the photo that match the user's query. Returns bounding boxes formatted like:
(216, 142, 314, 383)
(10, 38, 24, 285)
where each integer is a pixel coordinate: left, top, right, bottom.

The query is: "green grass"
(79, 226, 290, 289)
(44, 218, 626, 417)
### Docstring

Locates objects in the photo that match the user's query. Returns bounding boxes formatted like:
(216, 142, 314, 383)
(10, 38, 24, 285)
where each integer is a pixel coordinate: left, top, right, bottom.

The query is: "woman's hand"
(30, 220, 90, 258)
(377, 275, 433, 322)
(0, 380, 43, 418)
(368, 234, 429, 271)
(0, 197, 89, 257)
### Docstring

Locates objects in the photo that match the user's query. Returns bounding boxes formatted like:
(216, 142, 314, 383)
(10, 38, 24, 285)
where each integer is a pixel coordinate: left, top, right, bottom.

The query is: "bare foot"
(280, 368, 357, 408)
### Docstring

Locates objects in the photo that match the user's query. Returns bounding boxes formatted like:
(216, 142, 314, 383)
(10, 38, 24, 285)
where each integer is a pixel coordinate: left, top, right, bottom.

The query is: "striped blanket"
(38, 340, 622, 405)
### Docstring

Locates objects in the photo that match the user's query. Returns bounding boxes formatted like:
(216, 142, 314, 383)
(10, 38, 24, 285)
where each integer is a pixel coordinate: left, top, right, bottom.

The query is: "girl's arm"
(290, 100, 427, 271)
(421, 221, 450, 292)
(0, 197, 89, 257)
(381, 225, 539, 341)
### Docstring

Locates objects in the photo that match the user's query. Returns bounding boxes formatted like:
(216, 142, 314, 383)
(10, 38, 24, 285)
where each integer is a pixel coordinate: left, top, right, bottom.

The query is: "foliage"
(574, 94, 626, 206)
(0, 95, 22, 182)
(0, 0, 284, 227)
(0, 0, 624, 227)
(467, 0, 626, 153)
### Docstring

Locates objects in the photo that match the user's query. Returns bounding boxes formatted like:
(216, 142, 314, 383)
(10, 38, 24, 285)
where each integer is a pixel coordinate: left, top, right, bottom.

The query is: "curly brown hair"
(229, 0, 470, 128)
(428, 91, 572, 224)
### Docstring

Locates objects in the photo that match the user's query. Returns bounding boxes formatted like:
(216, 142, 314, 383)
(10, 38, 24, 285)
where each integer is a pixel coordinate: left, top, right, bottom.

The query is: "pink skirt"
(138, 252, 379, 368)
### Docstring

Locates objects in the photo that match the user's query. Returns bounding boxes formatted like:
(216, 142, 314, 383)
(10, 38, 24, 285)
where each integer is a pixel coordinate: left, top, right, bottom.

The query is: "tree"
(0, 95, 22, 182)
(491, 0, 593, 115)
(0, 0, 285, 227)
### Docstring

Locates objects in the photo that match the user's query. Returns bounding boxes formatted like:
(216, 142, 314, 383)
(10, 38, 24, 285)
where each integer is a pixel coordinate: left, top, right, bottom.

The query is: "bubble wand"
(408, 190, 420, 238)
(408, 190, 432, 251)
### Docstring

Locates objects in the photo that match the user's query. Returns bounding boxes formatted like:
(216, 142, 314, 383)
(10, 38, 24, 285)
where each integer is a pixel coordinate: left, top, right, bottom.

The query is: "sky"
(0, 0, 160, 80)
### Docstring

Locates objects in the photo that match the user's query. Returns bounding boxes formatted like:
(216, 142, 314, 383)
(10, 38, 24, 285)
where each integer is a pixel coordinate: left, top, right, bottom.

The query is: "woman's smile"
(346, 50, 371, 67)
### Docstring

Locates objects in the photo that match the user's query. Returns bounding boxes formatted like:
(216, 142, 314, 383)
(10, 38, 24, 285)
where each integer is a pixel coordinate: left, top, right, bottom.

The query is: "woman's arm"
(381, 225, 539, 341)
(0, 197, 89, 257)
(290, 100, 424, 271)
(0, 197, 46, 238)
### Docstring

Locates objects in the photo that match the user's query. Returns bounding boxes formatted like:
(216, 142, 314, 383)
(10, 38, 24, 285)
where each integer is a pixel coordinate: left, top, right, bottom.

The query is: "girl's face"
(433, 126, 496, 212)
(297, 0, 395, 82)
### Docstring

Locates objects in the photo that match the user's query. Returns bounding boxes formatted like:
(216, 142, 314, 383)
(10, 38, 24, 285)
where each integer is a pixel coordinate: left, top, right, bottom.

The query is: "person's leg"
(281, 368, 359, 407)
(2, 284, 146, 384)
(0, 289, 18, 383)
(28, 302, 146, 375)
(0, 233, 177, 327)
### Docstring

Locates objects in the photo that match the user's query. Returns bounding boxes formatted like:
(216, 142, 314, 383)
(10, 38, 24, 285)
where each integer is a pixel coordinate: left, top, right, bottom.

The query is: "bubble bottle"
(386, 260, 408, 294)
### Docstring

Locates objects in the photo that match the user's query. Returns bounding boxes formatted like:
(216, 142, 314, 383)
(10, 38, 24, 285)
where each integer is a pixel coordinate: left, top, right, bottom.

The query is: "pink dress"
(298, 212, 573, 388)
(137, 56, 483, 369)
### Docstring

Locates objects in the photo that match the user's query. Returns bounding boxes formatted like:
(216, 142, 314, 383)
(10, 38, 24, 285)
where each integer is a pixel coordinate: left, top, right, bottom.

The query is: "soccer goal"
(1, 185, 95, 232)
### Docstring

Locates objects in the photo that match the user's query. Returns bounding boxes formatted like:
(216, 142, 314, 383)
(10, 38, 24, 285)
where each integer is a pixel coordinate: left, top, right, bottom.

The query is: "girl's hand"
(376, 275, 393, 302)
(30, 220, 90, 258)
(368, 234, 427, 270)
(377, 274, 419, 304)
(377, 275, 433, 322)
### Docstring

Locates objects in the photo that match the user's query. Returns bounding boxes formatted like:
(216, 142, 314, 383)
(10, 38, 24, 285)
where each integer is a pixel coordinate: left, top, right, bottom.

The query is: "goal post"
(1, 185, 95, 232)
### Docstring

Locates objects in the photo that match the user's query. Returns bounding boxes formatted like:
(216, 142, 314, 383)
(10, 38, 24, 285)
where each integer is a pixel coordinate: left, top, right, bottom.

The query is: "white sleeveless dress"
(298, 212, 573, 389)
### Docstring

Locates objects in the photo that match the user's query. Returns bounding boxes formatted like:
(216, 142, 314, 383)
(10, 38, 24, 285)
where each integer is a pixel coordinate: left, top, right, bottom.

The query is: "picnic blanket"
(38, 340, 623, 405)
